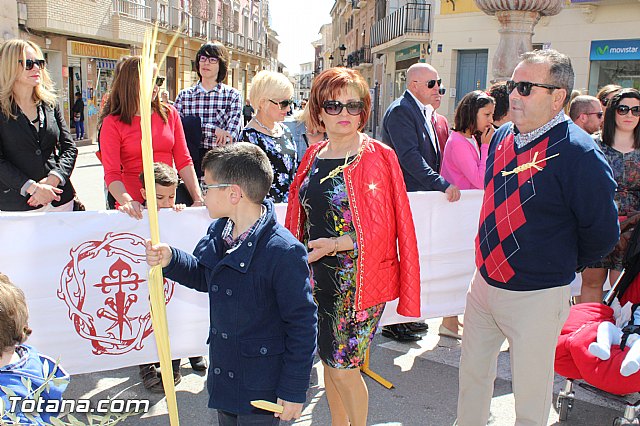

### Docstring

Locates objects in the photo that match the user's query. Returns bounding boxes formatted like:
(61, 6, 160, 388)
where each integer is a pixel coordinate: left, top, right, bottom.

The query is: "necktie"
(427, 110, 441, 170)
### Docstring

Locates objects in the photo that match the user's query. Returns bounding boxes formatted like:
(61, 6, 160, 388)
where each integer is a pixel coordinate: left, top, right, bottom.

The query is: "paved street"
(62, 143, 635, 425)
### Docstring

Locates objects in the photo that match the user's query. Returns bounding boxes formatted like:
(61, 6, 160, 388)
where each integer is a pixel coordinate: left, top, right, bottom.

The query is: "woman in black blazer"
(0, 39, 77, 212)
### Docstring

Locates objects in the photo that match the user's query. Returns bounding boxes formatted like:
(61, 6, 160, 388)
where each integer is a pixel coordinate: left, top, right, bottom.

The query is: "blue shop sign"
(590, 39, 640, 61)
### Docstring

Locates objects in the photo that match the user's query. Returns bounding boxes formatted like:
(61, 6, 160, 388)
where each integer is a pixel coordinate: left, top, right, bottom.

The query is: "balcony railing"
(225, 30, 234, 47)
(192, 16, 208, 39)
(347, 46, 372, 67)
(114, 0, 151, 21)
(169, 6, 191, 33)
(371, 3, 431, 48)
(149, 0, 169, 27)
(255, 41, 262, 57)
(236, 34, 245, 50)
(247, 38, 254, 53)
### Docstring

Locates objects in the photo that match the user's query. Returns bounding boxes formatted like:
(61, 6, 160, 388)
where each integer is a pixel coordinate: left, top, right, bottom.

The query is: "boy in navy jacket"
(146, 143, 317, 424)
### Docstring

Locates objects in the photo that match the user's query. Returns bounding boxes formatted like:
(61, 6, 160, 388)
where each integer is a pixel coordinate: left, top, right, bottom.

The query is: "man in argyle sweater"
(456, 50, 619, 426)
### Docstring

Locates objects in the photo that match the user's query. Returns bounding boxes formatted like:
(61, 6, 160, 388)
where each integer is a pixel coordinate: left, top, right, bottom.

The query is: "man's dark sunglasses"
(269, 99, 294, 109)
(616, 105, 640, 117)
(19, 59, 46, 71)
(506, 80, 560, 96)
(584, 111, 604, 119)
(155, 76, 165, 87)
(322, 100, 365, 116)
(413, 79, 442, 89)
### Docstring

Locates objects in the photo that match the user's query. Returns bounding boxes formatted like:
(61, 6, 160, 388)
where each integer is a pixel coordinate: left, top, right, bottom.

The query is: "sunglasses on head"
(616, 105, 640, 117)
(19, 59, 46, 71)
(506, 80, 560, 96)
(414, 79, 442, 89)
(155, 76, 165, 87)
(199, 56, 219, 64)
(322, 100, 365, 116)
(584, 111, 604, 119)
(269, 99, 294, 110)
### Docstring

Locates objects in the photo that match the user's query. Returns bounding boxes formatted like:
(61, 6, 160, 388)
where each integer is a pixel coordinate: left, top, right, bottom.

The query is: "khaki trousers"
(456, 271, 571, 426)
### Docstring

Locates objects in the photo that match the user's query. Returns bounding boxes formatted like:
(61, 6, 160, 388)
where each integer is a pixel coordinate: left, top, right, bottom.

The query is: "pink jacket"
(440, 131, 489, 190)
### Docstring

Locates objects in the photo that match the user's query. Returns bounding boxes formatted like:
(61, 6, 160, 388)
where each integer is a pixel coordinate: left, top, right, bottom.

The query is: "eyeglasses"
(322, 100, 365, 116)
(506, 80, 560, 96)
(584, 111, 604, 119)
(269, 99, 295, 110)
(18, 59, 46, 71)
(201, 183, 232, 196)
(155, 76, 165, 87)
(616, 105, 640, 117)
(199, 56, 220, 64)
(413, 79, 442, 89)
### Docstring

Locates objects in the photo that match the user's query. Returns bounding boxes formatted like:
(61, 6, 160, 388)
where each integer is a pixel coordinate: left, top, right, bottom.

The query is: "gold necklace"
(319, 141, 366, 184)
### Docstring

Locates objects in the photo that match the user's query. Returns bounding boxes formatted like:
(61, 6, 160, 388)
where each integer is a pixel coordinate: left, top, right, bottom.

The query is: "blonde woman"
(241, 70, 297, 202)
(0, 39, 78, 212)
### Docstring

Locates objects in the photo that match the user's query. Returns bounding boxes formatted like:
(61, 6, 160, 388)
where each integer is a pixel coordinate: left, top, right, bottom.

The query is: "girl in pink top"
(441, 91, 496, 190)
(99, 57, 203, 219)
(438, 90, 495, 339)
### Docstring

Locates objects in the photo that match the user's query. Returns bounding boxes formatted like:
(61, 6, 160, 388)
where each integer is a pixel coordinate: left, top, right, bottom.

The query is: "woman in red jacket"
(99, 56, 203, 219)
(285, 68, 420, 426)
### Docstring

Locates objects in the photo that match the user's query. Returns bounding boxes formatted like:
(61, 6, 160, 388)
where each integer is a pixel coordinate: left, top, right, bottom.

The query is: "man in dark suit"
(380, 63, 460, 342)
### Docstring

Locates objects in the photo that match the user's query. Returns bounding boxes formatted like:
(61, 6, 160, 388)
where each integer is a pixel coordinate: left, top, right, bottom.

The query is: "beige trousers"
(456, 271, 571, 426)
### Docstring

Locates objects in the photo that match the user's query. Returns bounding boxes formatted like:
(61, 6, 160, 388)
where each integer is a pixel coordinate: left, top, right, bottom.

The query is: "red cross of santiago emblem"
(57, 232, 175, 355)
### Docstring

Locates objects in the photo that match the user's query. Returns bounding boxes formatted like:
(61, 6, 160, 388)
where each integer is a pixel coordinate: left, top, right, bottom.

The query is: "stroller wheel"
(557, 395, 573, 421)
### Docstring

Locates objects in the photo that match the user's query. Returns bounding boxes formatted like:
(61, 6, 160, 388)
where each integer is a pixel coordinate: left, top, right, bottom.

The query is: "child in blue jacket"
(146, 142, 317, 424)
(0, 273, 70, 425)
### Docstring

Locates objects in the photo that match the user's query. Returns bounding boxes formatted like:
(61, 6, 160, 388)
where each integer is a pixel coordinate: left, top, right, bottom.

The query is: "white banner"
(0, 192, 580, 374)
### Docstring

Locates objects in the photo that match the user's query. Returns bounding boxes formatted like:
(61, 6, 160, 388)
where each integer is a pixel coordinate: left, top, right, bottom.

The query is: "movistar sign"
(590, 39, 640, 61)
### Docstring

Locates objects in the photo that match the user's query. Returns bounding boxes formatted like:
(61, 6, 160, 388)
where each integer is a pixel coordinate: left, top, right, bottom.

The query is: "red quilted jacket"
(285, 136, 421, 317)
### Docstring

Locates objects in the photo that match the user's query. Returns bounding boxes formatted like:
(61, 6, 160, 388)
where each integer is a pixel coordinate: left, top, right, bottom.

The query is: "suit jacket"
(0, 103, 77, 211)
(381, 90, 449, 192)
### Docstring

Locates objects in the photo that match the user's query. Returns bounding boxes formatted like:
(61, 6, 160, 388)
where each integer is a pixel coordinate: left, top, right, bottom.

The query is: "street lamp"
(339, 44, 347, 66)
(328, 54, 334, 67)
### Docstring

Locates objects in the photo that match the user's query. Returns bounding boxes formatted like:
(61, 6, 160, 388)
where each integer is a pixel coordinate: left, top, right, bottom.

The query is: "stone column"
(475, 0, 564, 82)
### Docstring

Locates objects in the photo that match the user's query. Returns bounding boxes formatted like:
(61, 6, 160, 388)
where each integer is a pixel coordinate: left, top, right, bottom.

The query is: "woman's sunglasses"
(506, 80, 560, 96)
(322, 100, 365, 116)
(19, 59, 46, 71)
(269, 99, 294, 110)
(155, 76, 165, 87)
(616, 105, 640, 117)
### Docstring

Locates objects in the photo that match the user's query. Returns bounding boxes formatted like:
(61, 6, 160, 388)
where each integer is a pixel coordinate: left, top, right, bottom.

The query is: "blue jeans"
(75, 121, 84, 139)
(217, 410, 280, 426)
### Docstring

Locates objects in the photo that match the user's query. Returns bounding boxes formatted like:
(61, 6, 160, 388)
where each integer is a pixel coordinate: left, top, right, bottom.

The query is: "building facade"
(8, 0, 276, 142)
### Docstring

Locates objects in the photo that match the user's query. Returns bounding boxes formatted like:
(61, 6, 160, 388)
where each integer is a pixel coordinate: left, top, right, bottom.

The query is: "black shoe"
(381, 324, 421, 342)
(139, 364, 163, 393)
(189, 356, 207, 371)
(405, 322, 429, 333)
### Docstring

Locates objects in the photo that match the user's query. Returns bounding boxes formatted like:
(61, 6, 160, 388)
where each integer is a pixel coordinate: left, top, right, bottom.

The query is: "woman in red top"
(99, 56, 202, 218)
(285, 68, 420, 426)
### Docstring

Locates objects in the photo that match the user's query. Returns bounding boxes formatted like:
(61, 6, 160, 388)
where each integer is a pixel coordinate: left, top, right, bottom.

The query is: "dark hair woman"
(0, 39, 78, 212)
(582, 88, 640, 303)
(285, 67, 421, 426)
(99, 56, 203, 219)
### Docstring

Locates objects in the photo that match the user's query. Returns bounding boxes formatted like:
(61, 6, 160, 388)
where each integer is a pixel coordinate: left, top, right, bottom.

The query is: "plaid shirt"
(221, 206, 267, 252)
(174, 82, 243, 149)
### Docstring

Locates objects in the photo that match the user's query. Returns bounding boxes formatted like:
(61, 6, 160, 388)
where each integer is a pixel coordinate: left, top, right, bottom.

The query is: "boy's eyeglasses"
(584, 111, 604, 119)
(616, 105, 640, 117)
(269, 99, 294, 110)
(155, 76, 165, 87)
(199, 56, 220, 64)
(19, 59, 46, 70)
(413, 79, 442, 89)
(322, 100, 365, 116)
(506, 80, 560, 97)
(201, 183, 232, 196)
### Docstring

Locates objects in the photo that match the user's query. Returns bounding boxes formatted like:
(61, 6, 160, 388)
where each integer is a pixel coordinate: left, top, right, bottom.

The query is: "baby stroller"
(555, 219, 640, 425)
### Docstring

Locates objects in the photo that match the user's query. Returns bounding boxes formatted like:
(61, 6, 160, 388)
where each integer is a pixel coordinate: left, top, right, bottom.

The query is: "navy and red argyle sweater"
(476, 121, 619, 291)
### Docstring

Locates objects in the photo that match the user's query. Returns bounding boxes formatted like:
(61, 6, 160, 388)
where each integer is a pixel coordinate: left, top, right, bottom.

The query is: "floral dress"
(590, 141, 640, 270)
(241, 126, 297, 202)
(299, 155, 385, 369)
